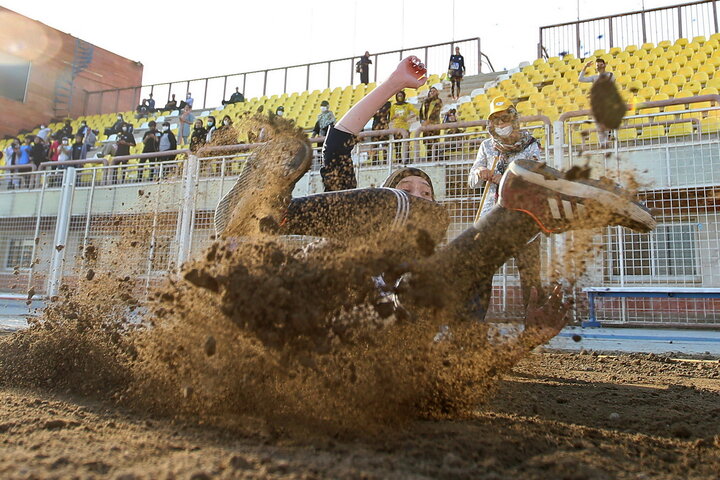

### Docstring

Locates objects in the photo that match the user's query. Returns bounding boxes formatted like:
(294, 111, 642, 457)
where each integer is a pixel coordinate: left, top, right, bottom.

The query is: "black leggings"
(278, 188, 541, 317)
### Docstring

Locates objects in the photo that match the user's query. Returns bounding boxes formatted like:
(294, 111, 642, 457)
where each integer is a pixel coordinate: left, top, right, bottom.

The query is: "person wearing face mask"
(274, 106, 285, 118)
(205, 116, 217, 143)
(190, 118, 207, 153)
(212, 57, 654, 336)
(312, 101, 335, 137)
(468, 96, 544, 318)
(212, 115, 238, 146)
(158, 121, 178, 167)
(104, 114, 125, 136)
(111, 122, 137, 184)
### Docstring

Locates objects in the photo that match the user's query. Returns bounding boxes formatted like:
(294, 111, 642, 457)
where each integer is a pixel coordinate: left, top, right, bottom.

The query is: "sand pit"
(0, 351, 719, 479)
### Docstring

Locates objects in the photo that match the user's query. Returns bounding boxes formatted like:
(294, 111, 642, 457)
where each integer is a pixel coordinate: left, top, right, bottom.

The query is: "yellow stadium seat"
(699, 86, 719, 96)
(654, 69, 672, 83)
(626, 67, 640, 79)
(677, 66, 695, 79)
(660, 84, 679, 97)
(640, 42, 654, 52)
(647, 78, 664, 90)
(686, 42, 702, 53)
(692, 36, 707, 45)
(668, 122, 694, 136)
(669, 75, 686, 87)
(711, 33, 720, 42)
(692, 72, 709, 85)
(617, 126, 638, 141)
(709, 78, 720, 90)
(625, 44, 639, 53)
(638, 86, 656, 98)
(635, 59, 650, 71)
(701, 113, 720, 133)
(675, 37, 690, 47)
(684, 81, 702, 95)
(658, 40, 672, 49)
(627, 79, 643, 92)
(651, 93, 670, 102)
(699, 64, 716, 76)
(635, 72, 652, 85)
(639, 125, 666, 139)
(667, 44, 683, 55)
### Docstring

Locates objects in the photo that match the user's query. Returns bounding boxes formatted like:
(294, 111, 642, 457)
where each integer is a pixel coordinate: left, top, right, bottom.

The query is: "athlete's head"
(382, 167, 435, 201)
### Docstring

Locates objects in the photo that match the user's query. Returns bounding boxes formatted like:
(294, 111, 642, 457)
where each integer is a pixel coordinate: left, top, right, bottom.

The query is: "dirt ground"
(1, 350, 719, 480)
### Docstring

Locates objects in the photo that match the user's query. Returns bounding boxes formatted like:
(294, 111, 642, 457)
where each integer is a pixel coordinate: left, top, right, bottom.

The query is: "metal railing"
(539, 0, 719, 59)
(82, 38, 483, 116)
(1, 98, 719, 326)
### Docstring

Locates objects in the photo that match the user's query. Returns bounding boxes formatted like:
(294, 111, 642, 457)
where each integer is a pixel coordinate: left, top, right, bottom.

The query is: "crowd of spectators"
(3, 63, 478, 188)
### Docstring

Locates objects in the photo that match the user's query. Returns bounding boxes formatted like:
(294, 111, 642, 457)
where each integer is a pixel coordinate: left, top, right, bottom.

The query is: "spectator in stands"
(58, 120, 73, 140)
(71, 134, 84, 160)
(441, 108, 463, 153)
(190, 118, 207, 153)
(274, 106, 285, 118)
(147, 93, 156, 112)
(3, 139, 17, 165)
(47, 136, 60, 163)
(57, 137, 72, 163)
(158, 121, 178, 166)
(419, 86, 443, 160)
(468, 96, 544, 319)
(135, 99, 151, 119)
(579, 58, 615, 146)
(104, 114, 125, 136)
(178, 105, 195, 145)
(164, 94, 178, 111)
(139, 121, 161, 181)
(213, 56, 654, 338)
(389, 90, 417, 131)
(37, 124, 51, 142)
(19, 137, 32, 166)
(112, 123, 136, 184)
(356, 51, 372, 85)
(222, 87, 245, 105)
(179, 92, 194, 110)
(213, 115, 238, 145)
(30, 136, 47, 170)
(77, 120, 89, 138)
(205, 116, 217, 143)
(81, 125, 97, 160)
(368, 101, 391, 164)
(312, 101, 336, 137)
(448, 46, 466, 100)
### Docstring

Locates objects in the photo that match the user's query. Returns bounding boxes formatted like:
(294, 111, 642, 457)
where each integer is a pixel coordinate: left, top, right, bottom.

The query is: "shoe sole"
(503, 161, 657, 232)
(214, 138, 313, 235)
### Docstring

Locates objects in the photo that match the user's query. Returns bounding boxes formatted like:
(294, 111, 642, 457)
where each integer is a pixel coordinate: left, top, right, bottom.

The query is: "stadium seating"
(2, 34, 720, 166)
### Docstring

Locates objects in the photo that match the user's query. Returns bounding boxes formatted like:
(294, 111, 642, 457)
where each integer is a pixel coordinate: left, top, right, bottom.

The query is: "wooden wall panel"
(0, 7, 143, 138)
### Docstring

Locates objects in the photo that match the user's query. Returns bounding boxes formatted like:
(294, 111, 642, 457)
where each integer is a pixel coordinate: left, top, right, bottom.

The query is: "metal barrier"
(83, 38, 483, 115)
(2, 98, 720, 326)
(556, 95, 720, 326)
(539, 0, 720, 59)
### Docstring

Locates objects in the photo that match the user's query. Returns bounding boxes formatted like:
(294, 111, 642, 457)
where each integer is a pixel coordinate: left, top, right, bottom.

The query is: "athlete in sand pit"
(214, 56, 656, 337)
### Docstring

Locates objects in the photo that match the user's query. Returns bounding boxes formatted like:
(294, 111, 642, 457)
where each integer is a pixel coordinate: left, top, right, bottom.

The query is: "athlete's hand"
(524, 284, 570, 342)
(391, 56, 428, 89)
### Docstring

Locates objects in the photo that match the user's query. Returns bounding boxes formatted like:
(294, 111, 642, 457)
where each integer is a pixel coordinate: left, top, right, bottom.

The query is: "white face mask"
(121, 127, 127, 132)
(320, 106, 328, 113)
(276, 111, 284, 117)
(223, 120, 230, 126)
(495, 125, 513, 137)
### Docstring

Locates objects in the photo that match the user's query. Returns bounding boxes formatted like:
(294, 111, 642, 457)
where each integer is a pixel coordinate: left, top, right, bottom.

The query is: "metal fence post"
(552, 120, 565, 169)
(47, 168, 77, 298)
(176, 154, 199, 270)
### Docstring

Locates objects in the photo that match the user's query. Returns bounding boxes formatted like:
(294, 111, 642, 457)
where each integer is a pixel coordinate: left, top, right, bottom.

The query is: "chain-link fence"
(1, 106, 719, 325)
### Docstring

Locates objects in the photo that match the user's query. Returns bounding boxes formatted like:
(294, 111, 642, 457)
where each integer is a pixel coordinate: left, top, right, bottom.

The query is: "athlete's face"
(396, 176, 433, 200)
